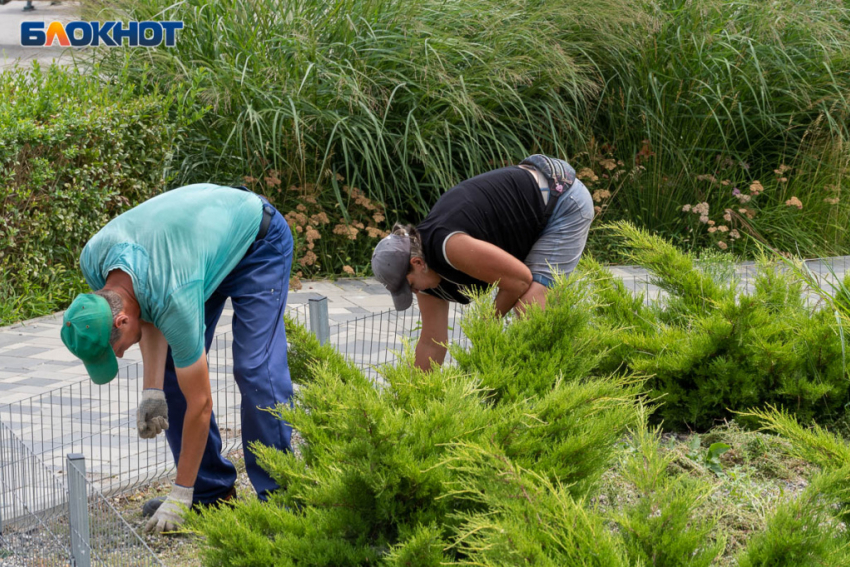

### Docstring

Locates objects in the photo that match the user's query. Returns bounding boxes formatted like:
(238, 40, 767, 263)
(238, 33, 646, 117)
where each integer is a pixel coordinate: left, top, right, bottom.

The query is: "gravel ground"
(108, 448, 254, 567)
(112, 430, 303, 566)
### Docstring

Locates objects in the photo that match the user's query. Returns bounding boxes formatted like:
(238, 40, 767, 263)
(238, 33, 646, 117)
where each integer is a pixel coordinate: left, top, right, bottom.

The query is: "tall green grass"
(85, 0, 850, 258)
(590, 0, 850, 254)
(85, 0, 629, 213)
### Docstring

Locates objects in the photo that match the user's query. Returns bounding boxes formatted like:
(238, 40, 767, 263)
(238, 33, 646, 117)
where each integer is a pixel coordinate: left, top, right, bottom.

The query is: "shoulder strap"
(519, 154, 576, 224)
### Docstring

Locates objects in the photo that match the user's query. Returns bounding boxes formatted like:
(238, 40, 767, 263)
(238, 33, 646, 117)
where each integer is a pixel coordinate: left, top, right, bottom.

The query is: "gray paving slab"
(288, 292, 326, 302)
(0, 356, 43, 371)
(0, 346, 53, 358)
(0, 1, 81, 70)
(346, 306, 371, 314)
(10, 377, 63, 388)
(0, 334, 26, 348)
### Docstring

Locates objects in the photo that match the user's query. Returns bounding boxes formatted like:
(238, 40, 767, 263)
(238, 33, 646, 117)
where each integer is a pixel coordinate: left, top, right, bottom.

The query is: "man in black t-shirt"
(372, 155, 593, 371)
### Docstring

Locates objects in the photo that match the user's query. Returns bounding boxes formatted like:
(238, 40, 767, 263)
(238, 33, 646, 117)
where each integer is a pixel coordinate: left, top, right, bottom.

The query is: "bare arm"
(414, 292, 450, 372)
(444, 233, 533, 316)
(173, 355, 213, 487)
(139, 321, 168, 390)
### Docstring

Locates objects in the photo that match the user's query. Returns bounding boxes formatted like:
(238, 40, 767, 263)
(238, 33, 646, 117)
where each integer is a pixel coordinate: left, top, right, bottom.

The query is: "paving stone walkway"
(0, 1, 80, 70)
(3, 256, 849, 404)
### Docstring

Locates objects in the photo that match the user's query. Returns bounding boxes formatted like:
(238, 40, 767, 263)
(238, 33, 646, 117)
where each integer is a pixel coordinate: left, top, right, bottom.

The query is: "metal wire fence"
(0, 422, 162, 566)
(0, 421, 69, 565)
(66, 454, 162, 567)
(0, 304, 308, 501)
(0, 332, 241, 500)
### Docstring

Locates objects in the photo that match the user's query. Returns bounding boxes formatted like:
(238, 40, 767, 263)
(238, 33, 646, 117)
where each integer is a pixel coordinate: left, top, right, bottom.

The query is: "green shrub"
(736, 468, 850, 567)
(589, 222, 850, 430)
(448, 446, 628, 567)
(744, 405, 850, 524)
(193, 281, 850, 566)
(0, 63, 198, 325)
(188, 287, 644, 565)
(279, 180, 390, 283)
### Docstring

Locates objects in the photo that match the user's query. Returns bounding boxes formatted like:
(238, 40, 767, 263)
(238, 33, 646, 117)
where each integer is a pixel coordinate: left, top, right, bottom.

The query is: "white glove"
(137, 389, 169, 439)
(144, 484, 193, 534)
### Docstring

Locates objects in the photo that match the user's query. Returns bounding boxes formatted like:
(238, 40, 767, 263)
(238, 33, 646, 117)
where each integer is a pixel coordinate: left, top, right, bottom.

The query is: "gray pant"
(524, 179, 594, 287)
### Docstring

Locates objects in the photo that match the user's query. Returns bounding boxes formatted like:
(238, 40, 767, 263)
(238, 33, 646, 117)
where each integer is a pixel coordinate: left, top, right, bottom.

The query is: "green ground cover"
(186, 232, 850, 564)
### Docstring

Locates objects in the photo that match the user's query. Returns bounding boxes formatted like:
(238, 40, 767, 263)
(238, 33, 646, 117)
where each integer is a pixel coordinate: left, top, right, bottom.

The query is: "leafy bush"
(0, 64, 198, 324)
(275, 180, 389, 284)
(613, 419, 724, 567)
(586, 222, 850, 430)
(191, 266, 850, 565)
(736, 469, 850, 567)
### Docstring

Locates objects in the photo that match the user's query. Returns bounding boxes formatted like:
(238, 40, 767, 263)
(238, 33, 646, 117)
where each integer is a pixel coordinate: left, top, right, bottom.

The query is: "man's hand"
(137, 389, 169, 439)
(144, 484, 193, 534)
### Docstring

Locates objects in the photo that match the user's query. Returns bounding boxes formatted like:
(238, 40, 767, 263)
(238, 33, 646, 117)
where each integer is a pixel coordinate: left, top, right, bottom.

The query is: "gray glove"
(137, 389, 169, 439)
(144, 483, 193, 534)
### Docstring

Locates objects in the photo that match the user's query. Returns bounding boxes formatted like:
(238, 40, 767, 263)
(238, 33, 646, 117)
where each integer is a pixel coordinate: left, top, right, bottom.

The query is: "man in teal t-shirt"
(60, 184, 294, 534)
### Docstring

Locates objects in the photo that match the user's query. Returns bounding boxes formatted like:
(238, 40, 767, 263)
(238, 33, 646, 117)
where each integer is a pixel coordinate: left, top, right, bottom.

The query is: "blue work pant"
(162, 201, 293, 504)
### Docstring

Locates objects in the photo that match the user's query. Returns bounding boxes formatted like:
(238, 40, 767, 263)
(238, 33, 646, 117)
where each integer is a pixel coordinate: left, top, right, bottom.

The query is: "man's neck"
(103, 270, 141, 318)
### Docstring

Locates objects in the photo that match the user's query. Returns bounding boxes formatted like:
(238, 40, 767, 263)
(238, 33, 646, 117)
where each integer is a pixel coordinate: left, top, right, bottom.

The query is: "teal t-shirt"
(80, 184, 263, 367)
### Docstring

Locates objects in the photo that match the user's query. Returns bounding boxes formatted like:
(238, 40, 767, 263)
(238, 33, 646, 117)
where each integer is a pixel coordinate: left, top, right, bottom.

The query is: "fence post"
(309, 296, 330, 345)
(0, 426, 4, 535)
(67, 454, 91, 567)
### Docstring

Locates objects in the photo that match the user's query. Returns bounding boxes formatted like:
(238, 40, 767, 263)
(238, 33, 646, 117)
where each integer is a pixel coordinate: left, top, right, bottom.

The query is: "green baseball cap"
(61, 294, 118, 385)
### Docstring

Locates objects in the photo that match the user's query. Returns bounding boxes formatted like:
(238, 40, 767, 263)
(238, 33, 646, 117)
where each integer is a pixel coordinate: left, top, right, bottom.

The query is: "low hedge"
(0, 64, 198, 325)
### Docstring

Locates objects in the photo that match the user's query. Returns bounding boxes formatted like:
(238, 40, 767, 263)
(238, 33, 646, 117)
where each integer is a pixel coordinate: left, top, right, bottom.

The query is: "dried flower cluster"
(243, 173, 389, 286)
(575, 141, 649, 216)
(785, 196, 803, 210)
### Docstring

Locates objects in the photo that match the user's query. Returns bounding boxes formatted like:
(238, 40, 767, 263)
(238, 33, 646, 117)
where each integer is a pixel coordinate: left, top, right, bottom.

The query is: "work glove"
(144, 483, 193, 534)
(137, 388, 169, 439)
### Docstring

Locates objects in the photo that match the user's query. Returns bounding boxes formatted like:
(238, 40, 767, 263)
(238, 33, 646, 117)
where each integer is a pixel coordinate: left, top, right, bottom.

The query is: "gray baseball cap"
(372, 234, 413, 311)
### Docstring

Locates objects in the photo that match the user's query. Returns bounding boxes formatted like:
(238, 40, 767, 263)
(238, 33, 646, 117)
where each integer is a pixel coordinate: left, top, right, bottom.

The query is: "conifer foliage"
(188, 283, 645, 565)
(592, 222, 850, 430)
(188, 226, 850, 565)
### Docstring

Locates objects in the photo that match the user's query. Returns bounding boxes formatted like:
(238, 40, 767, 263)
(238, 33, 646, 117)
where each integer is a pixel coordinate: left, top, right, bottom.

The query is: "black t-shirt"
(417, 166, 545, 304)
